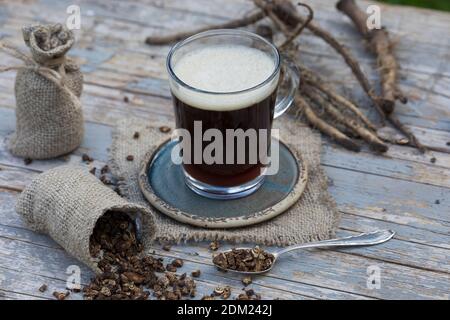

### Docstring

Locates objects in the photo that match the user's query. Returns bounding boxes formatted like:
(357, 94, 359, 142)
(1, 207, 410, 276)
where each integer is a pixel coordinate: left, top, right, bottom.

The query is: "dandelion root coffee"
(85, 211, 198, 300)
(213, 246, 275, 272)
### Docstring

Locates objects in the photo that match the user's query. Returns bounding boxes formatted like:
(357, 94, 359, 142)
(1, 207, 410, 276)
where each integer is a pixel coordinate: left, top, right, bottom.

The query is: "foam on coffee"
(170, 45, 279, 111)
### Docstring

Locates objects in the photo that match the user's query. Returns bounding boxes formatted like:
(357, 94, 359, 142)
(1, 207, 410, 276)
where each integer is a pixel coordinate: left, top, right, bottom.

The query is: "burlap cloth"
(16, 165, 156, 273)
(1, 24, 84, 159)
(111, 115, 340, 246)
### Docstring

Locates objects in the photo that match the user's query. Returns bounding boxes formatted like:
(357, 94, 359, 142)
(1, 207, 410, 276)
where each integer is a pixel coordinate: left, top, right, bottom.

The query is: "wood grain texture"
(1, 191, 448, 300)
(0, 0, 449, 300)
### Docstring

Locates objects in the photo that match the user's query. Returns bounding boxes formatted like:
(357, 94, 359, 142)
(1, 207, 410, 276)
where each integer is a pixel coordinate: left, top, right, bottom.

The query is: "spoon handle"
(276, 230, 395, 256)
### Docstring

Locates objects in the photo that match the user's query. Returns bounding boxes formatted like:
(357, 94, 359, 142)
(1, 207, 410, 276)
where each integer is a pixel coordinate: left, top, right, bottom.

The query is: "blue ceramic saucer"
(138, 138, 307, 228)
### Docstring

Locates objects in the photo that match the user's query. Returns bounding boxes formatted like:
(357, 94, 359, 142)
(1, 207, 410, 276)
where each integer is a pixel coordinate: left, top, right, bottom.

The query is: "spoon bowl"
(213, 230, 395, 275)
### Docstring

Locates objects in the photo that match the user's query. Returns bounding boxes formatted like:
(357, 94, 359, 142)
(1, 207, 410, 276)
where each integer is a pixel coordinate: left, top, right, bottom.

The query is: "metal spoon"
(213, 230, 395, 274)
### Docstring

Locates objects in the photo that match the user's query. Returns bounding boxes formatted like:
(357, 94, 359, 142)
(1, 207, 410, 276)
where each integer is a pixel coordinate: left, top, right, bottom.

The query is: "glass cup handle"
(274, 55, 300, 119)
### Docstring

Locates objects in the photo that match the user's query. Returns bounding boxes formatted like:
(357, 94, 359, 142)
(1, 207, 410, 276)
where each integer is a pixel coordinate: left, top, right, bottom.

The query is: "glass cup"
(167, 29, 299, 199)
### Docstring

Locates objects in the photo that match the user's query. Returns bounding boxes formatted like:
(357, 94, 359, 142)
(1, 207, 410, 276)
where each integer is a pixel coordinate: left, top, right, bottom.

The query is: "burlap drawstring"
(0, 42, 77, 103)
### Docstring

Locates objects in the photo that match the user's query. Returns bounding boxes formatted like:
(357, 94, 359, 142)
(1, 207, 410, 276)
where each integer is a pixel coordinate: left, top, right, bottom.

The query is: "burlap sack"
(7, 24, 84, 159)
(15, 166, 156, 273)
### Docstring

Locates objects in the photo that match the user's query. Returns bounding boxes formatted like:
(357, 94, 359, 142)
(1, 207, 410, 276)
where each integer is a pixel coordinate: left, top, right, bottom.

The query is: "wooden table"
(0, 0, 449, 300)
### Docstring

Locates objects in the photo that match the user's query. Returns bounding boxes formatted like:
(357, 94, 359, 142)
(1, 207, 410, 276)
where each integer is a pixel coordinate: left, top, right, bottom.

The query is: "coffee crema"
(170, 45, 279, 111)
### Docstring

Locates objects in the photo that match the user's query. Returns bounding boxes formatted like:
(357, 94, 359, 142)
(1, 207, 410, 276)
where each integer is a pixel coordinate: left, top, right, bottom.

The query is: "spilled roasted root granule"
(83, 212, 196, 300)
(213, 246, 275, 272)
(29, 23, 70, 51)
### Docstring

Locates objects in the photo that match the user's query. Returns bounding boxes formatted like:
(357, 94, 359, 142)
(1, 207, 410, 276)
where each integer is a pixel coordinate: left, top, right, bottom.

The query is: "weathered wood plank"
(9, 31, 449, 130)
(1, 102, 450, 188)
(325, 165, 450, 223)
(148, 244, 450, 300)
(0, 0, 449, 300)
(3, 51, 445, 130)
(0, 289, 48, 300)
(1, 177, 449, 278)
(2, 62, 448, 141)
(1, 106, 450, 233)
(0, 230, 346, 299)
(322, 145, 450, 188)
(10, 167, 445, 253)
(2, 0, 449, 73)
(0, 108, 112, 164)
(0, 235, 321, 300)
(1, 219, 449, 300)
(0, 259, 311, 301)
(1, 0, 450, 130)
(1, 1, 438, 56)
(2, 144, 449, 232)
(0, 266, 82, 300)
(0, 159, 450, 302)
(338, 205, 450, 241)
(4, 181, 450, 253)
(0, 36, 447, 133)
(339, 214, 450, 250)
(0, 53, 448, 141)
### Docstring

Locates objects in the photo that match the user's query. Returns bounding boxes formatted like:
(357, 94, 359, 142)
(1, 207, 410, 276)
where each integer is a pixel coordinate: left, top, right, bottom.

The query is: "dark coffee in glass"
(167, 30, 299, 199)
(173, 90, 277, 188)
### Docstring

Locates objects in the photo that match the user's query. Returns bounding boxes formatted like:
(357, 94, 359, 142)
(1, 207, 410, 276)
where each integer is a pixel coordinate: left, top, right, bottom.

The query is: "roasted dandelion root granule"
(213, 246, 275, 272)
(84, 212, 196, 300)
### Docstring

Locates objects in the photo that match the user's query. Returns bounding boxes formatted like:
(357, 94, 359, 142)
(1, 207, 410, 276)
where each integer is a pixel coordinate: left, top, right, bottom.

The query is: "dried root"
(144, 0, 426, 153)
(145, 10, 265, 45)
(337, 0, 407, 112)
(255, 24, 274, 42)
(387, 114, 426, 152)
(301, 68, 377, 131)
(337, 0, 425, 152)
(278, 3, 314, 51)
(253, 1, 381, 151)
(303, 86, 388, 152)
(255, 0, 386, 121)
(296, 95, 361, 152)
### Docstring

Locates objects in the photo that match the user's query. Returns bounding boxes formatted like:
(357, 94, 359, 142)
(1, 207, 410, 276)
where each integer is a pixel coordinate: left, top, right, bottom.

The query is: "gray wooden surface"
(0, 0, 449, 300)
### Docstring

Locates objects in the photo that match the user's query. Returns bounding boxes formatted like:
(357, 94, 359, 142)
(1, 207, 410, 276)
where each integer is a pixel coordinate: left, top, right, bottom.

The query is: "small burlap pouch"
(0, 23, 84, 159)
(15, 166, 156, 273)
(111, 115, 341, 246)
